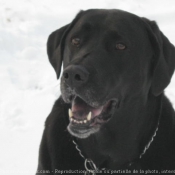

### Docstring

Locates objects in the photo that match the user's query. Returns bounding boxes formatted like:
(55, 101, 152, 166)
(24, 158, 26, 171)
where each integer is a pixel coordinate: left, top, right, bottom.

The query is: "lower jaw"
(67, 123, 100, 139)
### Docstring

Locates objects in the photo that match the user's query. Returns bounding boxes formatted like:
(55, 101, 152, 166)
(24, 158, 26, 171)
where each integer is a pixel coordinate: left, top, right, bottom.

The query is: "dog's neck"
(76, 93, 163, 169)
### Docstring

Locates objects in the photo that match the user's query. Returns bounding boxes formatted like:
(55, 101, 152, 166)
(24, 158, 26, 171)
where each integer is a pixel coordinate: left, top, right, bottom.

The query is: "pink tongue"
(71, 97, 103, 119)
(91, 107, 103, 117)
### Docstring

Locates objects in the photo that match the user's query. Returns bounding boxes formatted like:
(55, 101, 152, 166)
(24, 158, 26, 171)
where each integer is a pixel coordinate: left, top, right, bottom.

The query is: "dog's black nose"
(63, 65, 89, 88)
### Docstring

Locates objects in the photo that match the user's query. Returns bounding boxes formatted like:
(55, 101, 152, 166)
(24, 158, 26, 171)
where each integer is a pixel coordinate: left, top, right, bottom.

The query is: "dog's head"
(47, 9, 175, 138)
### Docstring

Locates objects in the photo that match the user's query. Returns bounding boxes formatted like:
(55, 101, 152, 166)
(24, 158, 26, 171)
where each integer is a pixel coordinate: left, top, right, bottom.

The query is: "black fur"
(36, 9, 175, 175)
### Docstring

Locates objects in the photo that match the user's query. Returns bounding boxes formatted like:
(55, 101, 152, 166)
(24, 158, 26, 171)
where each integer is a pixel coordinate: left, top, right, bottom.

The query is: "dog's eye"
(116, 43, 126, 50)
(71, 38, 80, 47)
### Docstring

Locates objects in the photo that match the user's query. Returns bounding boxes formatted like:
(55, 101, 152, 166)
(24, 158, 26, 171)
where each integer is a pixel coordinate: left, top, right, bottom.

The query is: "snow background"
(0, 0, 175, 174)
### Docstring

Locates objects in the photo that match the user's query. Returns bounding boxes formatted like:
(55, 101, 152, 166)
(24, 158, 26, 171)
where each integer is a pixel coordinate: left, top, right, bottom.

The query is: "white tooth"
(87, 112, 92, 121)
(80, 121, 83, 124)
(68, 109, 73, 118)
(70, 118, 73, 122)
(84, 120, 87, 123)
(73, 119, 76, 123)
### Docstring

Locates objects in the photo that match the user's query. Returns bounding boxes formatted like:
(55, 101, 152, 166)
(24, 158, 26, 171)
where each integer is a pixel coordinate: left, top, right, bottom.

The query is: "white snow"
(0, 0, 175, 174)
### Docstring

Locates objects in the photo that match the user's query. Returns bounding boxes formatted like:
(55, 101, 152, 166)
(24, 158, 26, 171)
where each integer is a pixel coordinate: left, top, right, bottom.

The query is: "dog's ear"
(47, 11, 84, 79)
(47, 25, 68, 78)
(142, 18, 175, 96)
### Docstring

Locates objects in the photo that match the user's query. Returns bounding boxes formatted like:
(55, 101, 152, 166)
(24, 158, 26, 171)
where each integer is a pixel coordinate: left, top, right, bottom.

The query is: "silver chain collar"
(139, 121, 159, 159)
(72, 120, 159, 174)
(72, 140, 98, 174)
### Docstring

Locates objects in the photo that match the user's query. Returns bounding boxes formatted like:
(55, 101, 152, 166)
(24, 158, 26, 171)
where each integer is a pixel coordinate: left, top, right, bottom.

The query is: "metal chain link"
(72, 140, 98, 175)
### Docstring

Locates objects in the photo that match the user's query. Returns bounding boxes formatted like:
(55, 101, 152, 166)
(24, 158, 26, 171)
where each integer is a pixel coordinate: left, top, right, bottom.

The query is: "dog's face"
(61, 10, 153, 138)
(47, 10, 175, 139)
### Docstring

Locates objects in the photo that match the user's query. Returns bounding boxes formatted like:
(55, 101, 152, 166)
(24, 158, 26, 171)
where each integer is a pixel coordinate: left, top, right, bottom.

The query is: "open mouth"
(67, 96, 118, 138)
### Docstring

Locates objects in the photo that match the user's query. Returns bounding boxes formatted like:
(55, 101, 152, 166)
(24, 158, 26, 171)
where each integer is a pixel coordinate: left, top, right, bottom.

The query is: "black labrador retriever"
(36, 9, 175, 174)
